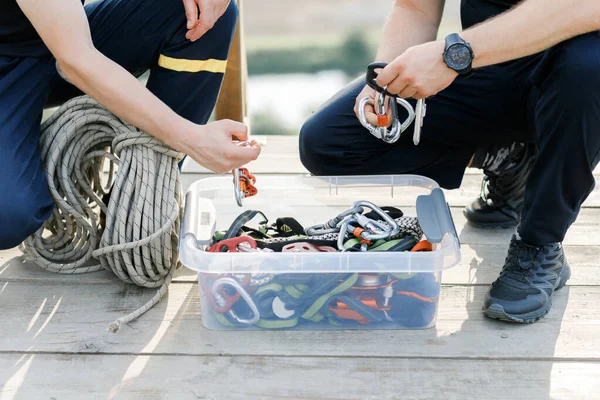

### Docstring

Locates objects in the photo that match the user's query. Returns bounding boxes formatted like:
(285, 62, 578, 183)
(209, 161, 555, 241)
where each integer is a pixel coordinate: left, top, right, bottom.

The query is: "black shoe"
(464, 143, 537, 229)
(483, 235, 571, 323)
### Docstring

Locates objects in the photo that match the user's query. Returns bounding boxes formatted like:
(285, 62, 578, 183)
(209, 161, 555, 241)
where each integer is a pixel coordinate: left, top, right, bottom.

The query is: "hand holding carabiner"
(357, 62, 426, 145)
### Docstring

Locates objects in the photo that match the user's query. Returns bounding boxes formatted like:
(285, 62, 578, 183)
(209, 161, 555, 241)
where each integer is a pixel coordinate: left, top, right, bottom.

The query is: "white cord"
(20, 96, 184, 332)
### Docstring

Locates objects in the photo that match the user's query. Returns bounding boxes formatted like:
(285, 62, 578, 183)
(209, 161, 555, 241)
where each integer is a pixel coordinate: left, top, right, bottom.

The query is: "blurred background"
(243, 0, 462, 136)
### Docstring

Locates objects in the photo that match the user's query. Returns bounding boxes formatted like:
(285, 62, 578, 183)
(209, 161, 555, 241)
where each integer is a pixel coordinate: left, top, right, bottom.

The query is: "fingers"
(222, 120, 249, 141)
(375, 62, 398, 88)
(187, 0, 215, 41)
(354, 85, 376, 118)
(363, 105, 378, 126)
(183, 0, 198, 30)
(398, 86, 418, 99)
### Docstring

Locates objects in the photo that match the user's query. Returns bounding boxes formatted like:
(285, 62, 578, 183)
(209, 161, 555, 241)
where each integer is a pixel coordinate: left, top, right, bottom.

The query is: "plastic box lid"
(179, 175, 461, 274)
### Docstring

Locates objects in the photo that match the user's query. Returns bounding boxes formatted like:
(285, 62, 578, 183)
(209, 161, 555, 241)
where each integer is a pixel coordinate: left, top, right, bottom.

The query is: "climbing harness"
(233, 141, 258, 206)
(199, 200, 440, 329)
(19, 95, 184, 332)
(358, 62, 426, 145)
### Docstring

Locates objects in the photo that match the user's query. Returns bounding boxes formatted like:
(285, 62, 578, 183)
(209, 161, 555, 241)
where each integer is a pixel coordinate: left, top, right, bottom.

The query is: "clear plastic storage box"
(179, 175, 461, 331)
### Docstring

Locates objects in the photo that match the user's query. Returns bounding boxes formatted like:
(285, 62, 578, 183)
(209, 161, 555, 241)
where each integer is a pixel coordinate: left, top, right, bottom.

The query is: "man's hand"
(376, 40, 457, 99)
(353, 85, 393, 127)
(177, 120, 261, 173)
(183, 0, 231, 42)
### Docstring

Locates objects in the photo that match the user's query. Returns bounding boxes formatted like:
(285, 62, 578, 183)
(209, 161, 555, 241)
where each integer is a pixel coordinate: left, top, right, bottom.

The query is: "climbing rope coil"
(19, 96, 184, 332)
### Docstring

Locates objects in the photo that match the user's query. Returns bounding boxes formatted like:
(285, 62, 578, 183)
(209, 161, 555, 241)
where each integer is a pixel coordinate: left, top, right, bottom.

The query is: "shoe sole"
(483, 263, 571, 323)
(462, 210, 519, 229)
(483, 302, 551, 323)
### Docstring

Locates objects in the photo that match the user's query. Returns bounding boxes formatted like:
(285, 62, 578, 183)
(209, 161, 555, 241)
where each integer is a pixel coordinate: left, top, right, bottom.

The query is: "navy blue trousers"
(0, 0, 238, 250)
(300, 32, 600, 245)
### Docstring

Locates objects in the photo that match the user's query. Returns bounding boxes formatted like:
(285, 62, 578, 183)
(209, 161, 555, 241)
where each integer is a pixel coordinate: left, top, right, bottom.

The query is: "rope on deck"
(20, 95, 184, 332)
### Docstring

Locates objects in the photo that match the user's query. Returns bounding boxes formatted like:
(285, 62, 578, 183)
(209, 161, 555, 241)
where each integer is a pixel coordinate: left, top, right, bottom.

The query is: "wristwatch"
(443, 33, 474, 77)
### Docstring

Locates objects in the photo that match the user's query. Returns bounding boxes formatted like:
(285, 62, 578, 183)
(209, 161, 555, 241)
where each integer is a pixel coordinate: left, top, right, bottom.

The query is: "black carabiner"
(366, 62, 395, 97)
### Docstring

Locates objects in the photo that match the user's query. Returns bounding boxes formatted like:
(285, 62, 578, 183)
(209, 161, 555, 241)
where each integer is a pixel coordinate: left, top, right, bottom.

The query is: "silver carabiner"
(212, 277, 260, 326)
(358, 94, 422, 145)
(413, 99, 426, 145)
(352, 200, 400, 238)
(337, 217, 360, 251)
(304, 206, 364, 236)
(353, 214, 392, 240)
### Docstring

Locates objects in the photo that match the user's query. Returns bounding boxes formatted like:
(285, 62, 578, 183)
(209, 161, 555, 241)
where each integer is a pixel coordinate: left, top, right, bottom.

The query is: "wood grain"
(215, 0, 248, 125)
(1, 354, 598, 400)
(0, 281, 594, 359)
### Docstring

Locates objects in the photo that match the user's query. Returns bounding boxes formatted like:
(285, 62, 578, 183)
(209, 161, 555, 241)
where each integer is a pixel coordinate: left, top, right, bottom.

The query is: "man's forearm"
(462, 0, 600, 68)
(59, 49, 193, 150)
(375, 0, 445, 62)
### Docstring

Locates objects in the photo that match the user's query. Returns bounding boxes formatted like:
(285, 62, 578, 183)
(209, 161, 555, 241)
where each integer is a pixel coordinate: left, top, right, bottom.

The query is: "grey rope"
(20, 95, 184, 332)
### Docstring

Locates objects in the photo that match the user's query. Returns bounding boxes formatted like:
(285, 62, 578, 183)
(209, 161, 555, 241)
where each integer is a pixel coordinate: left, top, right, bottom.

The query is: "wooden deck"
(1, 136, 599, 399)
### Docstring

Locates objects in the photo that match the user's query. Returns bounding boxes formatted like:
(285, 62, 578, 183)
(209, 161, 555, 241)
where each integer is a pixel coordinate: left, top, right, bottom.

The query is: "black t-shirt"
(0, 0, 51, 57)
(461, 0, 518, 30)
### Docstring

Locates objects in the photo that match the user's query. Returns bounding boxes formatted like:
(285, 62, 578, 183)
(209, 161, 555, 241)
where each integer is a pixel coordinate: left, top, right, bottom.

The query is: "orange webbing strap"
(411, 240, 433, 252)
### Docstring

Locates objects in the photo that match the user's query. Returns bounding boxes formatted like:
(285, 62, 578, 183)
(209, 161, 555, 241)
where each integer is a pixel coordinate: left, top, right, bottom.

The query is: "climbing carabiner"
(359, 62, 425, 145)
(352, 200, 400, 238)
(304, 206, 364, 236)
(201, 273, 250, 313)
(212, 277, 261, 326)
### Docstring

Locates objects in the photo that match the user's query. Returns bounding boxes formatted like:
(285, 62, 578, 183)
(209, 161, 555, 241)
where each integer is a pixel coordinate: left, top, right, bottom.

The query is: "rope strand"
(20, 96, 184, 332)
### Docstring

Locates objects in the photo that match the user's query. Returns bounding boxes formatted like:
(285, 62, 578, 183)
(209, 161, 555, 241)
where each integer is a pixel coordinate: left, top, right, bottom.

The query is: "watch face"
(445, 44, 471, 70)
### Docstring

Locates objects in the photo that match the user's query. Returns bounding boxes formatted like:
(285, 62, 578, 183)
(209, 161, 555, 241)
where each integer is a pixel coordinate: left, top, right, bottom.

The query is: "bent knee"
(551, 33, 600, 92)
(299, 114, 331, 175)
(0, 196, 52, 250)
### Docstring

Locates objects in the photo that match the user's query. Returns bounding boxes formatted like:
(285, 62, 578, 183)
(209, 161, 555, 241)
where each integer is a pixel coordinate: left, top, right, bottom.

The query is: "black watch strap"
(445, 33, 462, 49)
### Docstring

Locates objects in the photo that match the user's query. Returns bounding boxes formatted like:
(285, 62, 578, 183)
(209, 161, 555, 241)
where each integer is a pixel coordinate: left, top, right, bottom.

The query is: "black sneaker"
(483, 235, 571, 323)
(464, 143, 537, 228)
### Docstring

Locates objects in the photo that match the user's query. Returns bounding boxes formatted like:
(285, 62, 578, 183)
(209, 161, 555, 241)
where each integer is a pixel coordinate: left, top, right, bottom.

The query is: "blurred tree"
(247, 31, 375, 77)
(251, 112, 297, 136)
(339, 31, 372, 76)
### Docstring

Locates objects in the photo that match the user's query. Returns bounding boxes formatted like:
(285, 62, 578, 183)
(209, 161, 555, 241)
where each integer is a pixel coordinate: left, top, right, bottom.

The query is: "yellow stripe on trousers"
(157, 55, 228, 73)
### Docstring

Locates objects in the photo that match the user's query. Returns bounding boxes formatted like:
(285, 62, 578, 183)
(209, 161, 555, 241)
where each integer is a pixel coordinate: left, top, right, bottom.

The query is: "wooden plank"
(215, 0, 247, 125)
(181, 135, 600, 176)
(0, 281, 596, 359)
(2, 243, 600, 286)
(1, 354, 598, 400)
(181, 172, 600, 208)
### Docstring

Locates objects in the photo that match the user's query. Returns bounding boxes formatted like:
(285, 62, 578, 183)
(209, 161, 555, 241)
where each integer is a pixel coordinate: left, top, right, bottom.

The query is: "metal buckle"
(212, 277, 261, 326)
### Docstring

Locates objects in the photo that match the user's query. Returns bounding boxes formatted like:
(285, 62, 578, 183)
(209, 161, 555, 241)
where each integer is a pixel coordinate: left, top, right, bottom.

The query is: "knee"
(203, 1, 239, 40)
(299, 113, 330, 175)
(0, 194, 52, 250)
(220, 0, 239, 32)
(551, 34, 600, 96)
